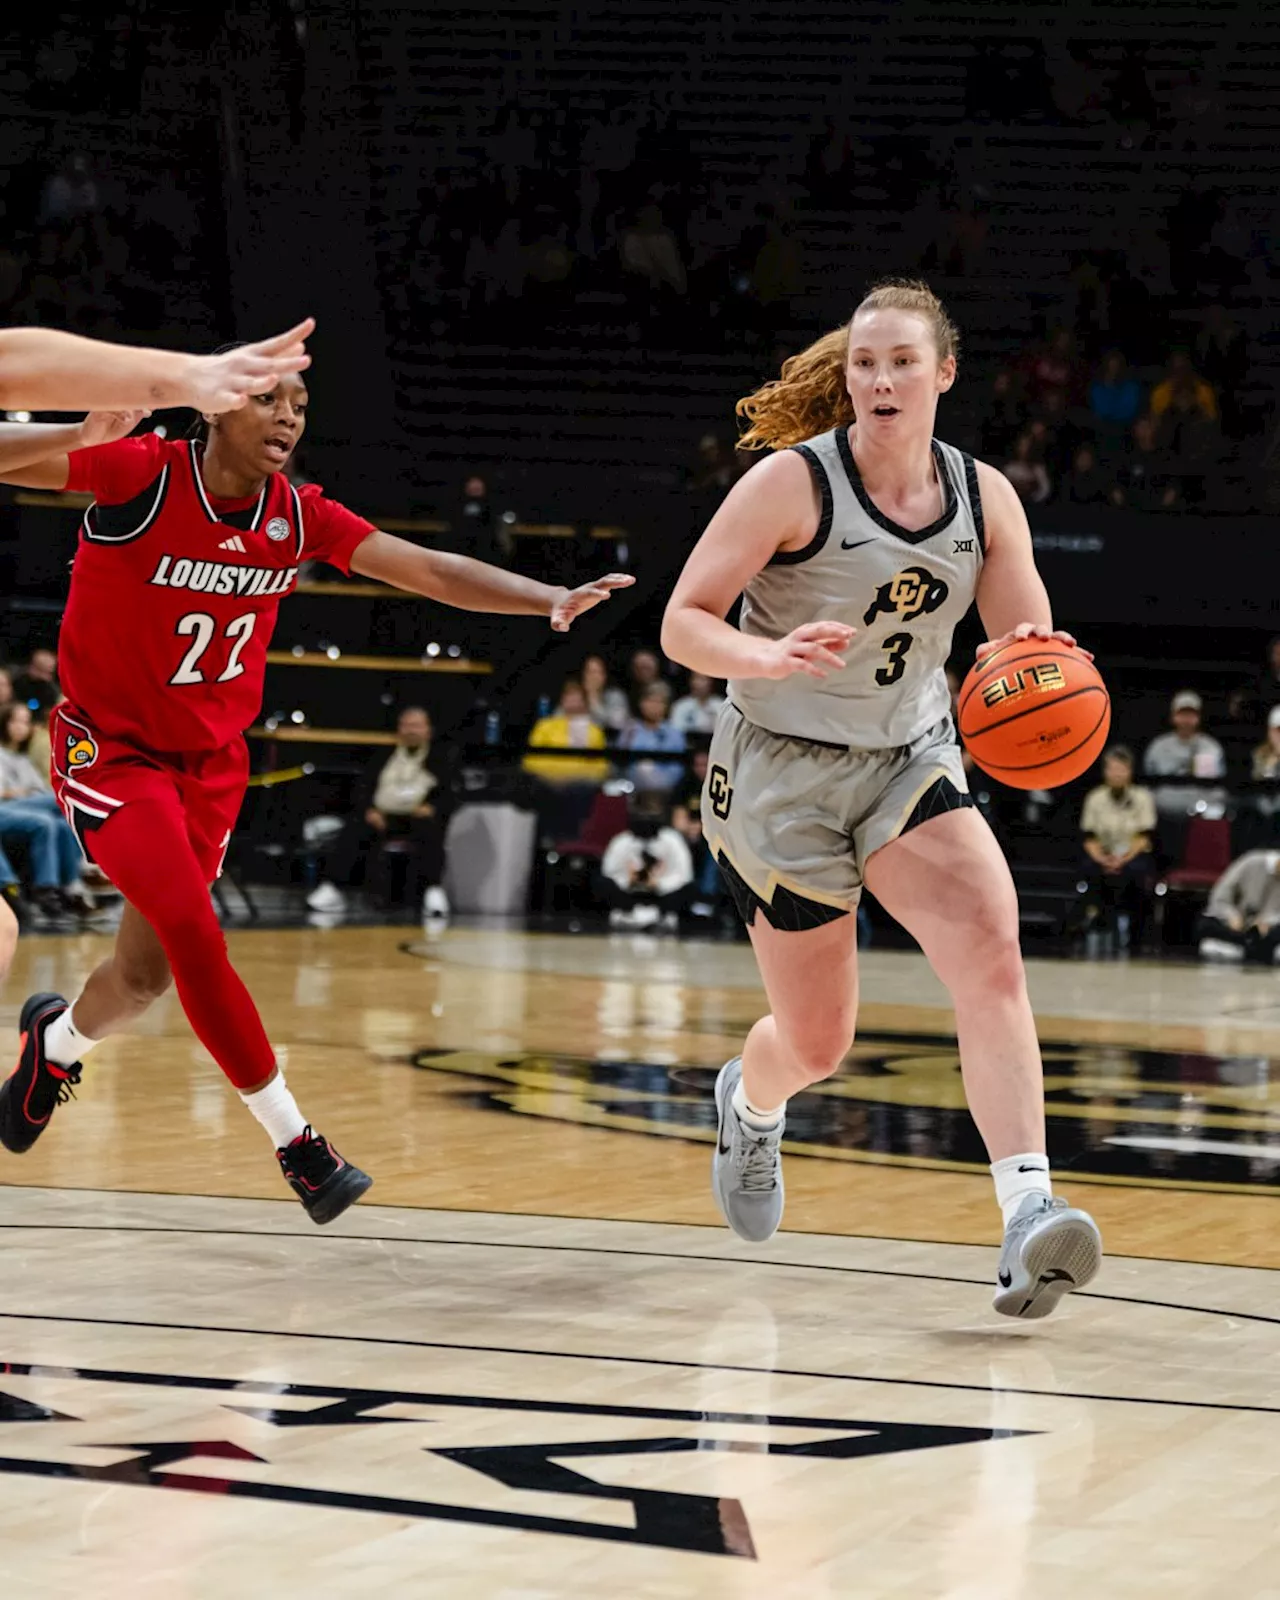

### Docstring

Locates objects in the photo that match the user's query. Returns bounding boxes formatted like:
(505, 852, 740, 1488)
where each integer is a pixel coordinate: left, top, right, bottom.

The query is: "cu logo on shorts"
(708, 763, 733, 822)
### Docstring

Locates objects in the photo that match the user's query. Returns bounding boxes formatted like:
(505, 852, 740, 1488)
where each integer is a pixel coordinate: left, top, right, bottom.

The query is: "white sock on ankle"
(42, 1005, 101, 1068)
(732, 1078, 785, 1131)
(240, 1073, 308, 1150)
(991, 1153, 1052, 1227)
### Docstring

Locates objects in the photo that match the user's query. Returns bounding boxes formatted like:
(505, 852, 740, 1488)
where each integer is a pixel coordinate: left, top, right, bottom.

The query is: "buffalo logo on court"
(65, 732, 98, 768)
(981, 662, 1065, 708)
(265, 516, 290, 541)
(708, 763, 733, 822)
(862, 566, 949, 626)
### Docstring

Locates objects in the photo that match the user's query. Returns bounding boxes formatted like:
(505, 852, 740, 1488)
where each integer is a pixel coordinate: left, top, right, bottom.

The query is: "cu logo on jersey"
(862, 565, 949, 627)
(265, 516, 290, 542)
(708, 764, 733, 822)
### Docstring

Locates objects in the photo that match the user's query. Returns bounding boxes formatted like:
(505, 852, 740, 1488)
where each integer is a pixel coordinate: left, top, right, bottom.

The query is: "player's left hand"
(976, 622, 1093, 663)
(549, 573, 636, 632)
(76, 408, 151, 449)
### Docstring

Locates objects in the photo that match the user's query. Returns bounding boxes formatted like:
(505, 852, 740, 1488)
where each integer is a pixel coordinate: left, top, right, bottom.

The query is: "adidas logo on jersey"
(148, 554, 299, 597)
(218, 535, 247, 553)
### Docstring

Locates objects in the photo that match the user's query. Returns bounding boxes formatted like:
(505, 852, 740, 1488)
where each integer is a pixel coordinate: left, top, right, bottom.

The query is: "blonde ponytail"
(734, 277, 959, 452)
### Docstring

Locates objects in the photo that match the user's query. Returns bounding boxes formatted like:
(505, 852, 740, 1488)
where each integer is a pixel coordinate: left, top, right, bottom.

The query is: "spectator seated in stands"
(1113, 415, 1180, 511)
(0, 669, 14, 719)
(1142, 690, 1227, 850)
(618, 684, 686, 792)
(671, 744, 725, 919)
(1001, 431, 1052, 505)
(599, 790, 694, 931)
(580, 653, 630, 736)
(11, 647, 59, 716)
(307, 705, 454, 920)
(1150, 350, 1217, 430)
(1253, 705, 1280, 782)
(0, 703, 94, 918)
(1080, 745, 1156, 950)
(625, 647, 664, 713)
(1087, 350, 1143, 450)
(670, 672, 725, 737)
(522, 678, 612, 841)
(978, 368, 1026, 460)
(1198, 849, 1280, 965)
(1063, 444, 1113, 506)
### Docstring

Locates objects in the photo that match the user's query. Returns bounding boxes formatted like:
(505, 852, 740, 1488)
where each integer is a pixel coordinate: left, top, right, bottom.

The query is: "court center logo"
(0, 1360, 1024, 1560)
(862, 565, 949, 626)
(708, 763, 733, 821)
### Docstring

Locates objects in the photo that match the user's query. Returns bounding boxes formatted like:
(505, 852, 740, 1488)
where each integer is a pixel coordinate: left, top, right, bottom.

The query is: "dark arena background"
(1, 5, 1280, 1597)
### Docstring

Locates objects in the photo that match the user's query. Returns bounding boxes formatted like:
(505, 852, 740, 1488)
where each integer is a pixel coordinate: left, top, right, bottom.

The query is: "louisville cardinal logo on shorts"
(66, 732, 99, 769)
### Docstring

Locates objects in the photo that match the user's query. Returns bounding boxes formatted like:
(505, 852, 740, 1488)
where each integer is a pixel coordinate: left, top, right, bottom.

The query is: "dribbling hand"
(75, 409, 151, 448)
(754, 621, 855, 680)
(976, 621, 1094, 664)
(185, 319, 316, 414)
(549, 573, 637, 631)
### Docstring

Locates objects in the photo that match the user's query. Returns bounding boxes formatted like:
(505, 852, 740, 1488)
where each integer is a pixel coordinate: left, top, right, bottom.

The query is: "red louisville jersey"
(61, 435, 376, 753)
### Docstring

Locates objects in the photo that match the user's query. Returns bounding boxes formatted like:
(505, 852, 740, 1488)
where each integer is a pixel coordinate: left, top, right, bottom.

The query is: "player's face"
(211, 373, 309, 477)
(845, 309, 955, 435)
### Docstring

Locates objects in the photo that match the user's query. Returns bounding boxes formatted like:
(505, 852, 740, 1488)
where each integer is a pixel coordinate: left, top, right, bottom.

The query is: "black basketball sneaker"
(0, 992, 82, 1154)
(277, 1127, 373, 1224)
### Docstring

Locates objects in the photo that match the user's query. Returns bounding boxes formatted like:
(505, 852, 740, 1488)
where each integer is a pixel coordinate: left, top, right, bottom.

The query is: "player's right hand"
(755, 621, 855, 680)
(75, 408, 151, 449)
(186, 319, 315, 414)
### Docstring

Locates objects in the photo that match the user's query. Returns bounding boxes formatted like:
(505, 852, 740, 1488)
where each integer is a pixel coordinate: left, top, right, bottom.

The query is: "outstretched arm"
(0, 410, 148, 489)
(350, 529, 634, 630)
(0, 320, 313, 413)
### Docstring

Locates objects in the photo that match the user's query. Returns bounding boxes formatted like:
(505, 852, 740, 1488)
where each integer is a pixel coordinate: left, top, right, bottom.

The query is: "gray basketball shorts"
(702, 702, 973, 930)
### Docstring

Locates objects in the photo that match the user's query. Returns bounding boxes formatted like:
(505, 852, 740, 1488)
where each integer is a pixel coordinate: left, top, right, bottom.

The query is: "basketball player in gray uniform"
(662, 280, 1101, 1319)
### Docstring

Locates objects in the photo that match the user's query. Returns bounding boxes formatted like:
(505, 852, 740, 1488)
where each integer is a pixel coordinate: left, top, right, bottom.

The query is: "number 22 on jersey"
(169, 612, 257, 686)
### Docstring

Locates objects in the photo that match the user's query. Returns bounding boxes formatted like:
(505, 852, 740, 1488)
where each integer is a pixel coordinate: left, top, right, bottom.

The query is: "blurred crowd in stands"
(0, 646, 106, 925)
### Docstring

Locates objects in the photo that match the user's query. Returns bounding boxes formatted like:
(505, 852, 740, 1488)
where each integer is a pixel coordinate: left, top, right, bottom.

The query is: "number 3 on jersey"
(170, 611, 257, 686)
(876, 631, 913, 687)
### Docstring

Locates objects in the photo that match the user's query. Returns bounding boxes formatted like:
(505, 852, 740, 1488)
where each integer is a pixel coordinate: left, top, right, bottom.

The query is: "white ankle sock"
(991, 1153, 1052, 1227)
(240, 1073, 307, 1150)
(42, 1005, 101, 1068)
(732, 1078, 785, 1131)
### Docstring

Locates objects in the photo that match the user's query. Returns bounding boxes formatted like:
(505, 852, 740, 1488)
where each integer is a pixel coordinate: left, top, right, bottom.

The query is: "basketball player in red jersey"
(0, 371, 632, 1222)
(0, 320, 315, 1026)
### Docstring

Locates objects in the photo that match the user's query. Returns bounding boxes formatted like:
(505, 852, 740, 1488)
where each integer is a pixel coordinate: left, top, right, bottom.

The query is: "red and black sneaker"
(0, 992, 82, 1155)
(277, 1126, 372, 1224)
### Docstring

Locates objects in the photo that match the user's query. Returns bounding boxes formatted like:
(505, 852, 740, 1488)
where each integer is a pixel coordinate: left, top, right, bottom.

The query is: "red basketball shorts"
(49, 703, 249, 883)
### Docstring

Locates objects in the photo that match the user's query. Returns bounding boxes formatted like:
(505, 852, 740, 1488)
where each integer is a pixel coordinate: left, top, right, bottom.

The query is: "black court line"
(2, 1221, 1279, 1340)
(1, 1188, 1277, 1275)
(0, 1303, 1275, 1419)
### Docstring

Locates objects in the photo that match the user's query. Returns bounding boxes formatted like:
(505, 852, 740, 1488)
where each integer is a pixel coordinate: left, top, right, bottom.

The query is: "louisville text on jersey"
(147, 554, 299, 597)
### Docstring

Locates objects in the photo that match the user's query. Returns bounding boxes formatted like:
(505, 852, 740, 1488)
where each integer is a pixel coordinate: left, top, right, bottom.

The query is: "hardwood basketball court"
(1, 920, 1277, 1597)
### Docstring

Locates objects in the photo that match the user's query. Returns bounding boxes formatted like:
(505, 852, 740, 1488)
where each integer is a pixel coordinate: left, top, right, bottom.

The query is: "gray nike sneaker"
(712, 1058, 785, 1242)
(993, 1194, 1102, 1320)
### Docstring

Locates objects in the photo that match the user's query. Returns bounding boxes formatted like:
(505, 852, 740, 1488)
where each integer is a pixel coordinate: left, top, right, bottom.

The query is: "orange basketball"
(957, 639, 1110, 790)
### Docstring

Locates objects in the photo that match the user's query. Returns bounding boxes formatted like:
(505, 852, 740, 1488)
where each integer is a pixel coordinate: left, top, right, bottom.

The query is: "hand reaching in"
(549, 573, 637, 632)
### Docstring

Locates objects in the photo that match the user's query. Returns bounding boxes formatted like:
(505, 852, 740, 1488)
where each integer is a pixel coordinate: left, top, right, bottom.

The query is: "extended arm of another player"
(349, 530, 634, 629)
(0, 321, 313, 413)
(0, 409, 147, 489)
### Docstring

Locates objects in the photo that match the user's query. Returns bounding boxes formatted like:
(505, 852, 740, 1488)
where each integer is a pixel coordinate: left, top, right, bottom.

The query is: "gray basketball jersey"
(730, 427, 984, 749)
